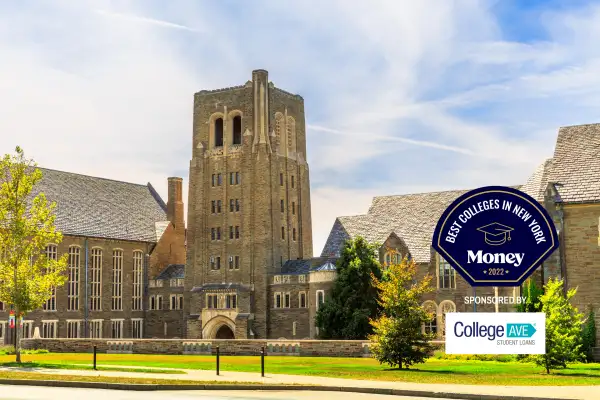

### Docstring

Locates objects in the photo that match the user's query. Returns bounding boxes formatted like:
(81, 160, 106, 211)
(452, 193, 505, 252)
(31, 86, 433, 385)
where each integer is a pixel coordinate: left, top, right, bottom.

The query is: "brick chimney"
(167, 177, 185, 232)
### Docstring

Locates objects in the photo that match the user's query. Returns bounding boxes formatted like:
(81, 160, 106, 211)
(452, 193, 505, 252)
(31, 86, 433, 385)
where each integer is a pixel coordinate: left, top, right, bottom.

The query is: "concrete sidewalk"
(0, 364, 598, 400)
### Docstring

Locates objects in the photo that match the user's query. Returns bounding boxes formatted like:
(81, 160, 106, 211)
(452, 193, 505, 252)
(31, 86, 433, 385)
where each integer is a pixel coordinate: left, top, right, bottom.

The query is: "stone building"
(320, 123, 600, 346)
(0, 169, 186, 344)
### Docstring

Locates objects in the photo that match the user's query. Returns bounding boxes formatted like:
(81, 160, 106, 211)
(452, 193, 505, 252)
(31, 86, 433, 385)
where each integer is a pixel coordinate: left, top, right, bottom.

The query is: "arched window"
(232, 115, 242, 145)
(439, 300, 456, 338)
(422, 301, 438, 336)
(214, 118, 224, 147)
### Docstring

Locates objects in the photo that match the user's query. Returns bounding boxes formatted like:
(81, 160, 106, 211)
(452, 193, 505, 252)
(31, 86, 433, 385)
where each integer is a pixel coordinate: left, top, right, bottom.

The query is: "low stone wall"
(21, 338, 445, 358)
(593, 347, 600, 362)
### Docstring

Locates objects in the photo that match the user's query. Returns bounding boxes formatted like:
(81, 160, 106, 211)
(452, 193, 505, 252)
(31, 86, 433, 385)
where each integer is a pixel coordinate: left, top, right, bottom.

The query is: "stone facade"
(185, 70, 314, 340)
(20, 338, 445, 357)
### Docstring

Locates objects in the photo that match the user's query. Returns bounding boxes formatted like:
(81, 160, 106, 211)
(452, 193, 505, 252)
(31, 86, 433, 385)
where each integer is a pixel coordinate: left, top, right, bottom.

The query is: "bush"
(431, 350, 516, 363)
(0, 346, 48, 355)
(581, 309, 597, 363)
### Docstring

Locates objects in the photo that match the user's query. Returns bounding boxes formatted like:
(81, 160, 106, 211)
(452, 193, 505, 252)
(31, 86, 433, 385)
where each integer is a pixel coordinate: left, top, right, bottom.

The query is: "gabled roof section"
(520, 158, 553, 203)
(321, 189, 470, 263)
(156, 264, 185, 280)
(281, 257, 338, 274)
(33, 168, 168, 242)
(547, 124, 600, 203)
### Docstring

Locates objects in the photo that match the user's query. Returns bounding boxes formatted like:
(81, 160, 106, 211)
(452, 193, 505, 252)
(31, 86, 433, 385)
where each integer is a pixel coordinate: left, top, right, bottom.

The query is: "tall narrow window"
(211, 228, 216, 241)
(217, 200, 222, 213)
(230, 172, 235, 185)
(229, 225, 234, 239)
(235, 226, 240, 239)
(293, 228, 297, 241)
(232, 115, 242, 145)
(112, 250, 123, 311)
(299, 292, 307, 308)
(43, 245, 58, 311)
(212, 174, 216, 187)
(217, 227, 221, 240)
(67, 320, 81, 338)
(229, 199, 234, 212)
(235, 255, 240, 269)
(280, 173, 284, 186)
(90, 248, 102, 311)
(281, 226, 285, 240)
(132, 318, 143, 339)
(132, 251, 143, 311)
(217, 173, 222, 186)
(215, 118, 224, 147)
(235, 172, 240, 184)
(211, 200, 216, 214)
(90, 320, 103, 338)
(41, 321, 58, 338)
(438, 256, 456, 289)
(111, 319, 123, 339)
(316, 290, 325, 310)
(280, 199, 285, 212)
(291, 175, 295, 188)
(67, 246, 80, 311)
(292, 202, 296, 215)
(235, 199, 240, 212)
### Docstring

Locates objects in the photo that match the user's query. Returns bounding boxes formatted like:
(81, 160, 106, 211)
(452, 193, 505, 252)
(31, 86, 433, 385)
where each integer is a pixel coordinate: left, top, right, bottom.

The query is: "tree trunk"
(15, 310, 21, 363)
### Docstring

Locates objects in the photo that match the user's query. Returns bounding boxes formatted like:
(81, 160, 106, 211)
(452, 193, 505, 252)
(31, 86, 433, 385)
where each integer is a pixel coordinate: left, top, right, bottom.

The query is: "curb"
(0, 379, 579, 400)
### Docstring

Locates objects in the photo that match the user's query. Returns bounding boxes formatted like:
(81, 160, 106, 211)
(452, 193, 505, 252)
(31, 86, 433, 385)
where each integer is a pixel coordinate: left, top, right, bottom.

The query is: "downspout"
(84, 238, 89, 338)
(557, 204, 568, 295)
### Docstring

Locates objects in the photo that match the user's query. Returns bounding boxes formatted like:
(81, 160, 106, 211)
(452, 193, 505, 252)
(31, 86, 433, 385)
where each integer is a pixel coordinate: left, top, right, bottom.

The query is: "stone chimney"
(167, 177, 185, 232)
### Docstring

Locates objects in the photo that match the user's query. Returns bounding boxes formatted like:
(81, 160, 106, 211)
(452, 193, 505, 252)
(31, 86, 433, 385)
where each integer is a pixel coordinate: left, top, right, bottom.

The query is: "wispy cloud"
(3, 1, 600, 255)
(94, 9, 199, 32)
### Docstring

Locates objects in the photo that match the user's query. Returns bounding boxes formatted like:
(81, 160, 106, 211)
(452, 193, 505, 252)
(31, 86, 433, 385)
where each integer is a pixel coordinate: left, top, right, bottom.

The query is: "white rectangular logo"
(445, 312, 545, 354)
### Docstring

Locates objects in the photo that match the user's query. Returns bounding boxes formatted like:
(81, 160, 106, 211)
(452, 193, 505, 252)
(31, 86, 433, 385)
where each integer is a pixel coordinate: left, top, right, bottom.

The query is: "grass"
(0, 361, 184, 374)
(1, 353, 600, 386)
(0, 370, 262, 386)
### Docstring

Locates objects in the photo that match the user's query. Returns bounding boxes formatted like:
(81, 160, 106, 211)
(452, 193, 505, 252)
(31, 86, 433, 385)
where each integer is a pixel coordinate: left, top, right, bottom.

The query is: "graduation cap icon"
(477, 222, 514, 246)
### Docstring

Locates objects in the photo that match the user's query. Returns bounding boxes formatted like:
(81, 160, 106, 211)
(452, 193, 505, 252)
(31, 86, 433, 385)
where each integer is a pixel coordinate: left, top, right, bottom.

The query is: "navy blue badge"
(432, 186, 559, 287)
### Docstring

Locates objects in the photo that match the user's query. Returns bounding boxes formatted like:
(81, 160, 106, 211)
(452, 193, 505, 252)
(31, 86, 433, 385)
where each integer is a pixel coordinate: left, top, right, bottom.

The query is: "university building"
(3, 70, 598, 348)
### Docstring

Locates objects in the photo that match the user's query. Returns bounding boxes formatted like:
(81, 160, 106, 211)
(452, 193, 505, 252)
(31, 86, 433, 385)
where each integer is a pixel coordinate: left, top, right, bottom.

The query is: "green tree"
(315, 236, 382, 339)
(581, 309, 597, 363)
(516, 279, 543, 313)
(368, 256, 435, 369)
(531, 278, 584, 373)
(0, 147, 68, 363)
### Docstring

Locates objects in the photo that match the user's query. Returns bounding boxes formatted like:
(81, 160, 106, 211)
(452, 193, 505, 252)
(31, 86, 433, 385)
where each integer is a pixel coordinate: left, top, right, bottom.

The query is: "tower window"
(229, 199, 234, 212)
(235, 226, 240, 239)
(281, 226, 285, 240)
(230, 172, 234, 185)
(216, 227, 221, 240)
(236, 172, 241, 184)
(232, 116, 242, 145)
(229, 226, 234, 240)
(212, 174, 216, 187)
(235, 199, 240, 212)
(293, 228, 296, 241)
(292, 202, 296, 215)
(218, 173, 222, 186)
(211, 228, 215, 241)
(291, 176, 295, 188)
(280, 173, 284, 186)
(215, 118, 224, 147)
(280, 199, 285, 212)
(211, 200, 216, 214)
(217, 200, 222, 213)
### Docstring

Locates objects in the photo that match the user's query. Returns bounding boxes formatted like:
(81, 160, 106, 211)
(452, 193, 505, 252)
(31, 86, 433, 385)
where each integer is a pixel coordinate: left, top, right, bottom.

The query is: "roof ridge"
(372, 188, 470, 200)
(39, 167, 149, 188)
(558, 122, 600, 129)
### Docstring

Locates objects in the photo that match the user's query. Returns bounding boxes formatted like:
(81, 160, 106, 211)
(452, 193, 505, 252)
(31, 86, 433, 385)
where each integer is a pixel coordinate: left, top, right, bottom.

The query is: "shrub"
(431, 350, 516, 363)
(581, 309, 597, 363)
(0, 346, 49, 355)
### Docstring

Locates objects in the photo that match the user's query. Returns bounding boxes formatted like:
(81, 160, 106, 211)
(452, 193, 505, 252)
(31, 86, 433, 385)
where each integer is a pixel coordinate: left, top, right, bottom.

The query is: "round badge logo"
(432, 186, 559, 287)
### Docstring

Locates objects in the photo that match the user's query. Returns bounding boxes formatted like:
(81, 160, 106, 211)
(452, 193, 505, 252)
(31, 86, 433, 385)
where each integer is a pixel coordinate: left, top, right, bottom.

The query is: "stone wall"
(21, 338, 445, 358)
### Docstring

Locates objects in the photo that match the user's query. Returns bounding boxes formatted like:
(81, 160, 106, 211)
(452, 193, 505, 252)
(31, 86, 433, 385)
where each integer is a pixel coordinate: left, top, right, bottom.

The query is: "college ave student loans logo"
(446, 312, 546, 354)
(432, 186, 559, 286)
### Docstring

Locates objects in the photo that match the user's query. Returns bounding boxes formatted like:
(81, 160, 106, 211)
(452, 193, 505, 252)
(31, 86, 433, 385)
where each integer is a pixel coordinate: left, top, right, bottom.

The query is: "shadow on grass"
(380, 367, 466, 375)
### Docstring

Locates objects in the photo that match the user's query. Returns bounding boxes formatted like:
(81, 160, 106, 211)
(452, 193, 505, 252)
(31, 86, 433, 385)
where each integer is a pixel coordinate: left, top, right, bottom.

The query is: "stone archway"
(203, 315, 236, 339)
(215, 325, 235, 339)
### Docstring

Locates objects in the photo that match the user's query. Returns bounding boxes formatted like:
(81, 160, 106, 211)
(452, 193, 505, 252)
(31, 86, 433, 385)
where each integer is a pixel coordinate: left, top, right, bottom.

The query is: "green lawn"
(1, 353, 600, 386)
(0, 361, 184, 374)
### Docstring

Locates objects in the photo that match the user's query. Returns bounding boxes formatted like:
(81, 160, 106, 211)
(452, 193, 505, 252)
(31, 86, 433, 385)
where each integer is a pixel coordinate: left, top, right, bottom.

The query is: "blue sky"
(2, 0, 600, 255)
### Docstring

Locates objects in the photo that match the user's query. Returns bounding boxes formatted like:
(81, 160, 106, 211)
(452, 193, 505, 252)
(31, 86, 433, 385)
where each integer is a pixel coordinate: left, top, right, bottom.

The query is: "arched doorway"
(215, 325, 235, 339)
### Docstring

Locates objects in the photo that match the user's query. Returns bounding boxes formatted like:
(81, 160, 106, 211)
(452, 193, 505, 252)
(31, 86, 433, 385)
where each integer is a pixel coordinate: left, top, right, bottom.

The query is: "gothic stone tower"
(185, 70, 313, 339)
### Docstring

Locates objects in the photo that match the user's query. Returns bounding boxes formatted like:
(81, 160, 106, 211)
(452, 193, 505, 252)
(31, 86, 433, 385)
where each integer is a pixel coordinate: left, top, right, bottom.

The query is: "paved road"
(0, 385, 463, 400)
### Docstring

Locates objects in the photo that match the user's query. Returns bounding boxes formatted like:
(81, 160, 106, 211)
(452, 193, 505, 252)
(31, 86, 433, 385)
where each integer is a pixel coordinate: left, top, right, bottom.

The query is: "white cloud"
(2, 1, 600, 255)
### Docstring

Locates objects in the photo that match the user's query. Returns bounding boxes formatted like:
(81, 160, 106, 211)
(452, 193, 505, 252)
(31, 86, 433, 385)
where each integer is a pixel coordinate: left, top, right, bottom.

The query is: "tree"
(516, 278, 543, 313)
(0, 147, 68, 363)
(315, 236, 382, 339)
(581, 309, 597, 363)
(368, 256, 435, 369)
(530, 278, 584, 373)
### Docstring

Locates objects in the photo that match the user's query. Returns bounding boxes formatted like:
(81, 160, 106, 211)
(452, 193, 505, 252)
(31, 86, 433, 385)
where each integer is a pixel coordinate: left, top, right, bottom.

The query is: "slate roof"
(156, 264, 185, 280)
(33, 168, 169, 242)
(191, 283, 253, 292)
(520, 158, 553, 202)
(321, 189, 470, 263)
(281, 257, 338, 274)
(546, 124, 600, 203)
